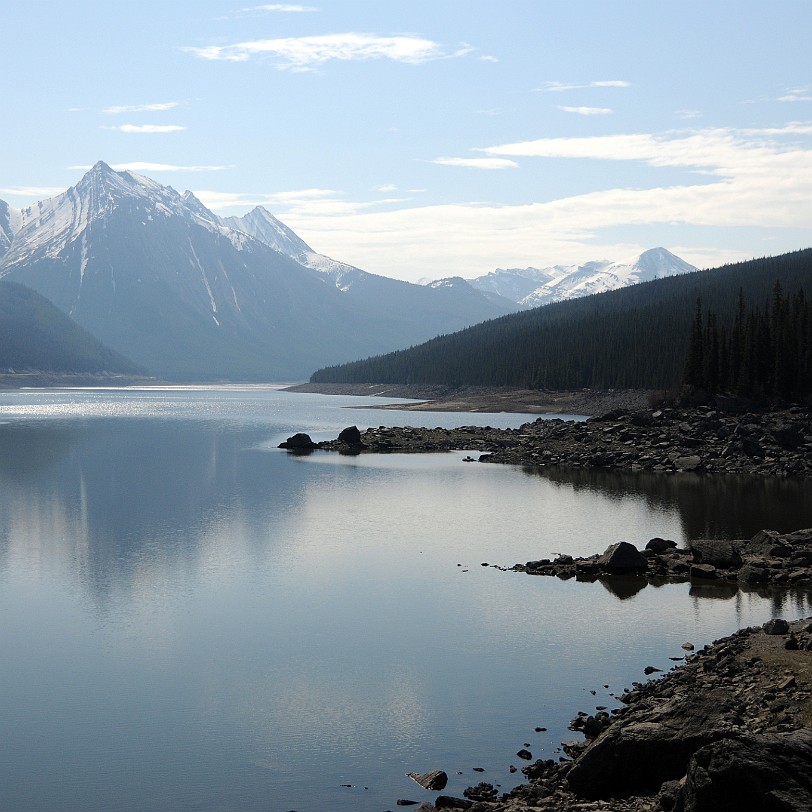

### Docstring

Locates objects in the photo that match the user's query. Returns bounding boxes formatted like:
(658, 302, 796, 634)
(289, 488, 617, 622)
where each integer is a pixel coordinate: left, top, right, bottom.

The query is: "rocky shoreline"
(283, 402, 812, 478)
(411, 617, 811, 812)
(279, 403, 812, 811)
(515, 530, 812, 590)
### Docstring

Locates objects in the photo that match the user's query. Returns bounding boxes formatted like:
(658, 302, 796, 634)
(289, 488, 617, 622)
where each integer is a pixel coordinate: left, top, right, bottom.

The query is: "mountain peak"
(466, 247, 699, 308)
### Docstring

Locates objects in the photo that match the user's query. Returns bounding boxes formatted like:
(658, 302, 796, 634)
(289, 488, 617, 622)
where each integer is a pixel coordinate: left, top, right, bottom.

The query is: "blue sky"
(2, 1, 811, 282)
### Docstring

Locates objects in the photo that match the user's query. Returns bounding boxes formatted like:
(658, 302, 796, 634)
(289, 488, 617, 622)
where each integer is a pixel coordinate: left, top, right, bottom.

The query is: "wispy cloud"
(536, 80, 631, 92)
(184, 33, 473, 69)
(676, 109, 703, 120)
(194, 187, 407, 215)
(106, 124, 186, 134)
(558, 106, 613, 116)
(103, 102, 180, 114)
(0, 186, 64, 198)
(270, 122, 812, 282)
(70, 162, 230, 172)
(431, 157, 519, 169)
(779, 86, 812, 102)
(241, 3, 318, 11)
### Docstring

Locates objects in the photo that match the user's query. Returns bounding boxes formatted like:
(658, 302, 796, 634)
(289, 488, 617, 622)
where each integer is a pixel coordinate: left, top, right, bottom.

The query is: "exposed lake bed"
(1, 386, 810, 811)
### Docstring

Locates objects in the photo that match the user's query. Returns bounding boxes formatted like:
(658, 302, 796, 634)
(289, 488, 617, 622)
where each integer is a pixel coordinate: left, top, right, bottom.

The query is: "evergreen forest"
(311, 249, 812, 403)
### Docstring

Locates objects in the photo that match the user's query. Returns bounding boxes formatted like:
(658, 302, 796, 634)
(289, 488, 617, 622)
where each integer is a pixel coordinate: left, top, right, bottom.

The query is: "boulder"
(566, 691, 727, 799)
(406, 770, 448, 791)
(596, 541, 648, 573)
(337, 425, 363, 445)
(690, 563, 718, 580)
(742, 530, 793, 558)
(737, 564, 768, 583)
(435, 797, 473, 810)
(763, 618, 790, 635)
(688, 539, 742, 568)
(680, 730, 812, 812)
(278, 432, 315, 451)
(771, 424, 805, 450)
(675, 455, 703, 471)
(647, 537, 678, 554)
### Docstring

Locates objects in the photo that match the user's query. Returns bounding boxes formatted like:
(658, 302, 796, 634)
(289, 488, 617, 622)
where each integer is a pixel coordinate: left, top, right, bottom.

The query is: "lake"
(0, 385, 810, 812)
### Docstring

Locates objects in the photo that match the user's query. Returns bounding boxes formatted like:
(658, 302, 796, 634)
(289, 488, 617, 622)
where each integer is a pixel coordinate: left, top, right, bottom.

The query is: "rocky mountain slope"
(0, 163, 517, 380)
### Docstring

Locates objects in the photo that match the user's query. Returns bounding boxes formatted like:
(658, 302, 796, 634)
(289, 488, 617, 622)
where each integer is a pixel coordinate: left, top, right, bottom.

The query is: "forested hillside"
(0, 281, 143, 374)
(311, 249, 812, 393)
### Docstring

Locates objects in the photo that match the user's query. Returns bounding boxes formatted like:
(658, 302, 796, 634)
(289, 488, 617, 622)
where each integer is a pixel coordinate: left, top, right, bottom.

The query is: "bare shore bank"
(283, 382, 652, 416)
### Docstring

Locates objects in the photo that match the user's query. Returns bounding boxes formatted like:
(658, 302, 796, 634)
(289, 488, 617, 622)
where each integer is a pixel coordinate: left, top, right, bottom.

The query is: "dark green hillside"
(311, 249, 812, 391)
(0, 281, 143, 373)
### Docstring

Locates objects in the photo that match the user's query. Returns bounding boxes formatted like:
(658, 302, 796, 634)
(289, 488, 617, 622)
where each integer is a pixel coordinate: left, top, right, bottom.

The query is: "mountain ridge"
(0, 163, 519, 380)
(465, 247, 698, 308)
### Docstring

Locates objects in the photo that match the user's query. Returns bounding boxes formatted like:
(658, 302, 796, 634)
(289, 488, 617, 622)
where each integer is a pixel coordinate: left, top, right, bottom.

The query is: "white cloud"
(246, 3, 317, 10)
(270, 123, 812, 281)
(779, 87, 812, 102)
(558, 106, 613, 116)
(70, 162, 229, 172)
(194, 187, 407, 215)
(108, 124, 186, 134)
(0, 186, 64, 198)
(431, 157, 519, 169)
(103, 102, 180, 114)
(184, 33, 473, 69)
(479, 55, 499, 63)
(374, 184, 398, 192)
(676, 109, 703, 120)
(536, 80, 631, 92)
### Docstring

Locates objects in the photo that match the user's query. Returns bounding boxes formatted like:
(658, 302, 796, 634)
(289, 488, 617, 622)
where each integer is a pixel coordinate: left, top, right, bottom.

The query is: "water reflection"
(525, 465, 812, 540)
(0, 418, 311, 609)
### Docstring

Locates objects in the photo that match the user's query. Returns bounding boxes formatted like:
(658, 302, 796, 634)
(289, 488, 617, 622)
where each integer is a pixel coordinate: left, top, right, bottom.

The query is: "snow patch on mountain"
(0, 200, 21, 257)
(467, 248, 698, 308)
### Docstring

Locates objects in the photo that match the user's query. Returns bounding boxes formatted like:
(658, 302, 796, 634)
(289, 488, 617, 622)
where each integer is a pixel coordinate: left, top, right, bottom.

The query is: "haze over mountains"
(0, 162, 706, 382)
(464, 248, 698, 308)
(0, 162, 518, 380)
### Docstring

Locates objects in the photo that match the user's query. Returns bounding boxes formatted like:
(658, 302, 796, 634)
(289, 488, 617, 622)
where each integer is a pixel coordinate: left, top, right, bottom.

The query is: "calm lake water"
(0, 385, 810, 812)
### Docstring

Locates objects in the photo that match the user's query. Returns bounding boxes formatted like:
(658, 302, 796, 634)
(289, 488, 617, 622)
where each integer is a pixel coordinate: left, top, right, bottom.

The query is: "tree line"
(682, 282, 812, 403)
(311, 249, 812, 401)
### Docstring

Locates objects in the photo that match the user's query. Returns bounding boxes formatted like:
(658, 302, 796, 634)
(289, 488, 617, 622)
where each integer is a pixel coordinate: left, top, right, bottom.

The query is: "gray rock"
(763, 618, 790, 635)
(337, 425, 363, 445)
(681, 730, 812, 812)
(278, 432, 315, 450)
(566, 691, 727, 798)
(688, 539, 742, 567)
(675, 455, 702, 471)
(737, 564, 768, 583)
(690, 563, 717, 580)
(435, 797, 473, 809)
(647, 537, 678, 553)
(596, 541, 648, 573)
(406, 770, 448, 791)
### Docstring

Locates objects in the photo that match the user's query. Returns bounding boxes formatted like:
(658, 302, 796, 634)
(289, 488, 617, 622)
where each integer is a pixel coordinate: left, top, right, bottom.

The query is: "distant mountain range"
(463, 247, 698, 308)
(311, 248, 812, 392)
(0, 162, 518, 380)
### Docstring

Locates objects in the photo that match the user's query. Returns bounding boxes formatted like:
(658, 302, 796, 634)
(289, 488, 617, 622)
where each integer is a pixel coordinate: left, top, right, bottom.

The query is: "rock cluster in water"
(515, 530, 812, 588)
(289, 404, 812, 477)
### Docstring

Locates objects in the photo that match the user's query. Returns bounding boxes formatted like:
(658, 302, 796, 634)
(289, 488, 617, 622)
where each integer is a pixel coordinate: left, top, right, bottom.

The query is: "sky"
(1, 0, 811, 283)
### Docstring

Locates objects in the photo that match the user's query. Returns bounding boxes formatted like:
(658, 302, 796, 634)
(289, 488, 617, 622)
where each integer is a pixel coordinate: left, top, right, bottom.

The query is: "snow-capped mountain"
(0, 200, 20, 257)
(468, 248, 698, 308)
(0, 162, 517, 380)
